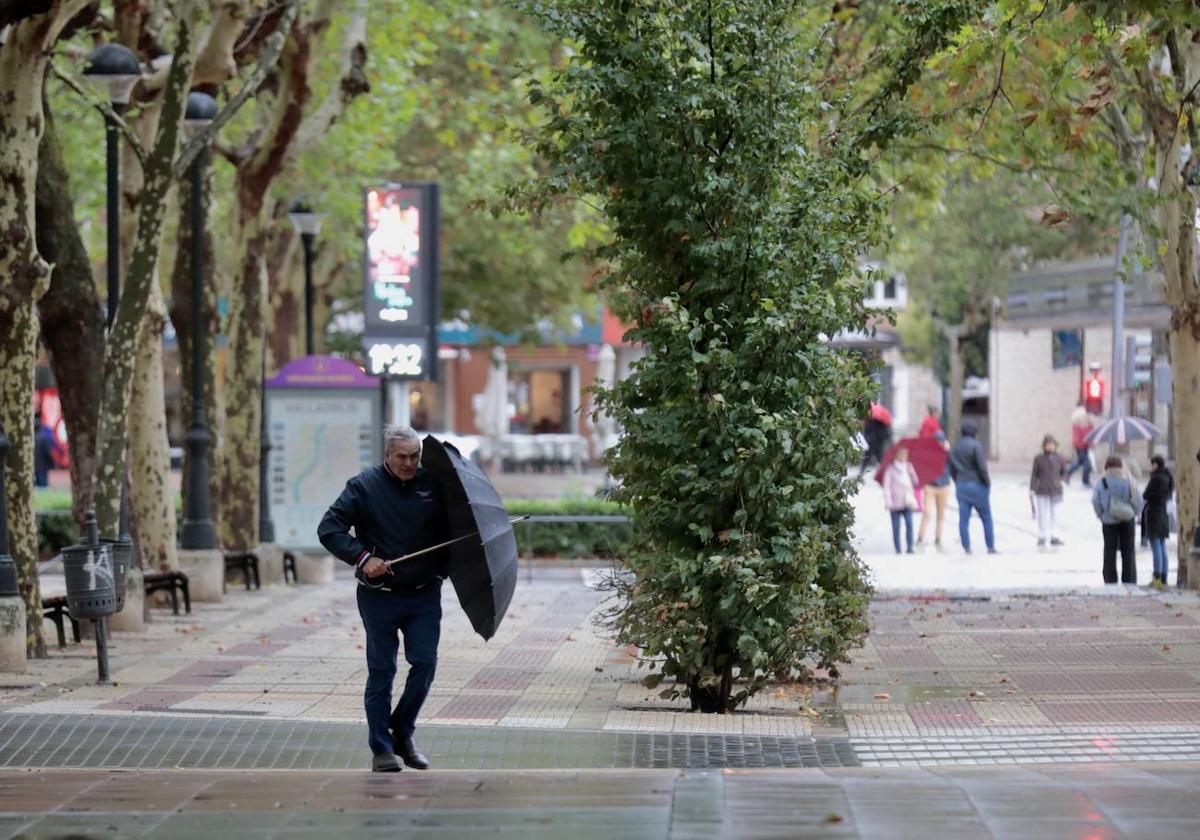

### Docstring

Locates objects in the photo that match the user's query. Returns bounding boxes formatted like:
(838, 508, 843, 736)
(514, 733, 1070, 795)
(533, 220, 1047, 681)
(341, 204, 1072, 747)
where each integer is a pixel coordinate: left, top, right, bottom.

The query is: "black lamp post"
(83, 44, 141, 329)
(84, 44, 140, 544)
(287, 199, 322, 356)
(179, 91, 219, 551)
(0, 424, 17, 598)
(258, 351, 274, 544)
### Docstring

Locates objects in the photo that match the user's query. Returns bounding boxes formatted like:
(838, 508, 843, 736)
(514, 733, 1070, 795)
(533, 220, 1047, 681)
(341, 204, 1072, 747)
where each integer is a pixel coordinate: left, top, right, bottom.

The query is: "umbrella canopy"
(874, 436, 949, 486)
(421, 435, 518, 640)
(869, 402, 893, 426)
(1086, 415, 1161, 446)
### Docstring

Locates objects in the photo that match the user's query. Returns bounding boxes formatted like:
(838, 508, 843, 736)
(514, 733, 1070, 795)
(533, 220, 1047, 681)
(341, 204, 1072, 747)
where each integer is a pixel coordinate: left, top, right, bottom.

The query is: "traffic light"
(1084, 373, 1105, 415)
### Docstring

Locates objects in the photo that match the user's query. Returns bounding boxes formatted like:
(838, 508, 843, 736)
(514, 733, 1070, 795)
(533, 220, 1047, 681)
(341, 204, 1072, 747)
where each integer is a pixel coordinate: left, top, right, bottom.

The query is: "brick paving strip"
(7, 566, 1200, 767)
(1, 764, 1199, 838)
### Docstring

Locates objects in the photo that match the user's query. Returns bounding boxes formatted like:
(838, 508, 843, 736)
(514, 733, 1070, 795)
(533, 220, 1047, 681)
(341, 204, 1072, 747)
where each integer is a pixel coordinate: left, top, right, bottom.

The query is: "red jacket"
(918, 415, 942, 439)
(1071, 420, 1093, 449)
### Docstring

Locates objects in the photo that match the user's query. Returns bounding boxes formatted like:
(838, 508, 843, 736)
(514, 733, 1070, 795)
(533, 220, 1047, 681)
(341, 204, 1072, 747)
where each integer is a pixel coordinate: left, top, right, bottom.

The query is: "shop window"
(508, 369, 570, 434)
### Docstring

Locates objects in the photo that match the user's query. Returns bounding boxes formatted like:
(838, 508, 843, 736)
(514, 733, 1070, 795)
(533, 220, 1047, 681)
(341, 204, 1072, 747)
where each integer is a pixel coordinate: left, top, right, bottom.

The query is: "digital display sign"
(362, 183, 439, 380)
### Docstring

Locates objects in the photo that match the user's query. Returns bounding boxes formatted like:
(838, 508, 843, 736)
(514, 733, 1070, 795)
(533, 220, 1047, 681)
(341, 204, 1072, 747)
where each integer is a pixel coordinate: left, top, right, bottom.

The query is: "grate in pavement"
(855, 730, 1200, 766)
(0, 713, 858, 771)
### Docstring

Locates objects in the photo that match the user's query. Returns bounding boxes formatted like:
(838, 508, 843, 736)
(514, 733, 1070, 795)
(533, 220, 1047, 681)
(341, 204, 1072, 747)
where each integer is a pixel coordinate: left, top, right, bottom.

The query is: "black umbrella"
(421, 435, 519, 640)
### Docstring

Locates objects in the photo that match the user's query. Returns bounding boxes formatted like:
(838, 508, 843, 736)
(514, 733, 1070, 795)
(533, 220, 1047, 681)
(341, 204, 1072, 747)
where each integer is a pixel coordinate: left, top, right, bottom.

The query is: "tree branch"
(172, 0, 301, 179)
(48, 62, 149, 168)
(287, 0, 369, 162)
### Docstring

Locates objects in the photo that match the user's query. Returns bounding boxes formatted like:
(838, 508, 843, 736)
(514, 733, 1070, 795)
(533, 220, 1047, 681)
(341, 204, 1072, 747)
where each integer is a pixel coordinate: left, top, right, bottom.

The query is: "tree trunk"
(218, 217, 270, 550)
(35, 97, 104, 533)
(129, 280, 179, 571)
(944, 325, 966, 443)
(1154, 126, 1200, 590)
(94, 12, 198, 538)
(1167, 319, 1200, 589)
(113, 31, 178, 574)
(0, 1, 90, 658)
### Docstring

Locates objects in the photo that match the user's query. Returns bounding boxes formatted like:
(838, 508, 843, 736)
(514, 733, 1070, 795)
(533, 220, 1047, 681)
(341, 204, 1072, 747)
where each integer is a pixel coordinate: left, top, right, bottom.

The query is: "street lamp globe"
(287, 199, 323, 236)
(183, 91, 219, 136)
(82, 43, 142, 105)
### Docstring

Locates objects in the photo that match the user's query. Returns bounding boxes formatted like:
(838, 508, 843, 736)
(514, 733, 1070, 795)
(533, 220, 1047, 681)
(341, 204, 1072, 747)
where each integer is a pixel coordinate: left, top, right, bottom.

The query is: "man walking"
(1066, 401, 1095, 487)
(948, 419, 996, 555)
(319, 425, 449, 773)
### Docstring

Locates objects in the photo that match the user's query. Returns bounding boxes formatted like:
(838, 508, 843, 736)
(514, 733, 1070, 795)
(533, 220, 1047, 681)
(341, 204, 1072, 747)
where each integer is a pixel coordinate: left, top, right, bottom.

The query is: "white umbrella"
(475, 348, 509, 459)
(590, 344, 618, 458)
(1086, 415, 1161, 446)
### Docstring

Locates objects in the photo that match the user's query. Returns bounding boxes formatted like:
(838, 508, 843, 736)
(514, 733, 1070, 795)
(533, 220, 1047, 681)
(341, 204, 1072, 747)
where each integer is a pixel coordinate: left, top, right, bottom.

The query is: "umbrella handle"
(382, 515, 531, 568)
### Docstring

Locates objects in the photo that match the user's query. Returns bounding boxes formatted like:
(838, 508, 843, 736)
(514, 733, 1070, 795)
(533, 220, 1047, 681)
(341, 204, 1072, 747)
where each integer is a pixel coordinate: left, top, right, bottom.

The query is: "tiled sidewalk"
(8, 564, 1200, 766)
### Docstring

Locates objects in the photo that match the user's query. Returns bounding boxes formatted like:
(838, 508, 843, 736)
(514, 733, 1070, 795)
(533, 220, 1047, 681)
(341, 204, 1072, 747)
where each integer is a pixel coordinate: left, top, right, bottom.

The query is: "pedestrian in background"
(1029, 434, 1067, 548)
(1091, 455, 1142, 585)
(858, 410, 891, 477)
(917, 431, 951, 552)
(948, 419, 996, 555)
(1142, 454, 1175, 587)
(1066, 401, 1095, 487)
(918, 405, 942, 439)
(883, 446, 920, 555)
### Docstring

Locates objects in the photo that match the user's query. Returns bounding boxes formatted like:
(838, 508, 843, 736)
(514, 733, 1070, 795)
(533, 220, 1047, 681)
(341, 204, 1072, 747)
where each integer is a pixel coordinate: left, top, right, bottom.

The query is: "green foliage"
(515, 0, 976, 711)
(507, 498, 631, 558)
(287, 0, 603, 339)
(36, 512, 76, 561)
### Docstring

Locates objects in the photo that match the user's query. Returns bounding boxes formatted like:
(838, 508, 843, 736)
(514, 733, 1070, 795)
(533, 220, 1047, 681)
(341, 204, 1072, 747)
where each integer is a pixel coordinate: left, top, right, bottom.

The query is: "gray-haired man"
(318, 425, 450, 772)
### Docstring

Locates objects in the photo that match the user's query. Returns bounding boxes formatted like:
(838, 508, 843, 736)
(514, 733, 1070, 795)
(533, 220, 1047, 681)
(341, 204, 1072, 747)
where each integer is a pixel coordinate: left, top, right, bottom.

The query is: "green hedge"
(506, 498, 632, 559)
(36, 496, 633, 561)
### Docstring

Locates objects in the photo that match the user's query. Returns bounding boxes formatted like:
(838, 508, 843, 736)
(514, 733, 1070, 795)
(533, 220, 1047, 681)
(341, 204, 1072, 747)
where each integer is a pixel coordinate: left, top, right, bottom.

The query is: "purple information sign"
(265, 355, 379, 390)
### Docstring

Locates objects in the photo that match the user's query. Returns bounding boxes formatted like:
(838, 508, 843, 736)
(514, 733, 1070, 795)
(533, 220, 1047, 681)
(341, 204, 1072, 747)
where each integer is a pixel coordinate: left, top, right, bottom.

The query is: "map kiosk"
(265, 356, 382, 551)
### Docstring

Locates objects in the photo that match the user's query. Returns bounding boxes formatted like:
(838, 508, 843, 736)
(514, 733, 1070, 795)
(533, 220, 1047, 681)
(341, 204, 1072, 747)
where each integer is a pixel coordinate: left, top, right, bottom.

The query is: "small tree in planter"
(515, 1, 974, 711)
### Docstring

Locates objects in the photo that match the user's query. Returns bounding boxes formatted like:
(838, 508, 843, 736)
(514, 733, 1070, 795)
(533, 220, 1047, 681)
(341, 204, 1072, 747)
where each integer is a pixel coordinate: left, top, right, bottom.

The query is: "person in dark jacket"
(1029, 434, 1067, 548)
(319, 424, 450, 773)
(1142, 454, 1175, 586)
(948, 419, 995, 555)
(858, 416, 891, 477)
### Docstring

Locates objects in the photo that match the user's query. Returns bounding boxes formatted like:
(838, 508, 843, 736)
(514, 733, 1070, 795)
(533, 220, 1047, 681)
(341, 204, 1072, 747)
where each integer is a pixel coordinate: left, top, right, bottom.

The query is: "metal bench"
(41, 595, 80, 650)
(223, 550, 260, 591)
(145, 568, 191, 615)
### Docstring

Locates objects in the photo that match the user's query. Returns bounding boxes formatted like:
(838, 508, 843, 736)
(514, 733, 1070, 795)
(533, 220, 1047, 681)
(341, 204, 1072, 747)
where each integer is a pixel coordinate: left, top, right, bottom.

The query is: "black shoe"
(371, 752, 401, 773)
(1050, 538, 1064, 547)
(987, 548, 999, 555)
(394, 734, 430, 770)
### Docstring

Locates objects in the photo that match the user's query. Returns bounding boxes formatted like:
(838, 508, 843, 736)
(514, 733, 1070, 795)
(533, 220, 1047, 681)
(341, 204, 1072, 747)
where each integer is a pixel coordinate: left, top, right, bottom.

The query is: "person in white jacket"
(883, 447, 920, 555)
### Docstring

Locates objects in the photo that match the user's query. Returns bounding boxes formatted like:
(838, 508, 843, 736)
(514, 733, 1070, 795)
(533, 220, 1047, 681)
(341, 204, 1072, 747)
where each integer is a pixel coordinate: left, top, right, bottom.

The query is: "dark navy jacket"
(318, 464, 450, 588)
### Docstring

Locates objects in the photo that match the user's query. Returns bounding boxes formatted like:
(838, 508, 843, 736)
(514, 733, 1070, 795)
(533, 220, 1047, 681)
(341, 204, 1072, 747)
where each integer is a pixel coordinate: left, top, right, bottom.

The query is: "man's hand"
(363, 557, 389, 579)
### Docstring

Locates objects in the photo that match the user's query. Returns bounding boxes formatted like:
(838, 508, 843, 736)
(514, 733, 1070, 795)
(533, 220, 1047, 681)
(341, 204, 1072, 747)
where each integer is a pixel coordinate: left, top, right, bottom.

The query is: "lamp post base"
(108, 567, 145, 632)
(178, 548, 224, 602)
(0, 597, 26, 673)
(256, 542, 285, 586)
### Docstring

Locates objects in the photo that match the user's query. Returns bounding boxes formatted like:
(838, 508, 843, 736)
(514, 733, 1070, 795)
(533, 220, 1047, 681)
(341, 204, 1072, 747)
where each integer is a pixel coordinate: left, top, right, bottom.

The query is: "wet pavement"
(3, 764, 1200, 839)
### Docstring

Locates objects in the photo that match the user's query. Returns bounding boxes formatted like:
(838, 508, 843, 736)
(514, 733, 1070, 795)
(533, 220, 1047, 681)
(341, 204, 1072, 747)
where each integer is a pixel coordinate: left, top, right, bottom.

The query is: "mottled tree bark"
(129, 279, 178, 570)
(35, 99, 104, 533)
(0, 0, 91, 658)
(219, 0, 369, 548)
(93, 7, 199, 538)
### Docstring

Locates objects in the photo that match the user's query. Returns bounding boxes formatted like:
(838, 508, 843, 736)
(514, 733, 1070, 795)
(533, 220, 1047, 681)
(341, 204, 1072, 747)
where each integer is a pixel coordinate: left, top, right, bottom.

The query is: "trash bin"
(102, 537, 132, 613)
(62, 513, 117, 621)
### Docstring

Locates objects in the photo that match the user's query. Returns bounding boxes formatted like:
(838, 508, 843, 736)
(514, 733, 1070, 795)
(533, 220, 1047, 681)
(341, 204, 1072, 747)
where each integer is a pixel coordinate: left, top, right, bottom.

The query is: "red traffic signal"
(1084, 374, 1104, 414)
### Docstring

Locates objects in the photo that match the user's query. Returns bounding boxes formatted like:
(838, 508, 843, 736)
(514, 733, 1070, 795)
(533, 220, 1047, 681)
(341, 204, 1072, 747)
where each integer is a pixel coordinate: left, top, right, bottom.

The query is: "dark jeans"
(956, 481, 995, 551)
(1066, 446, 1092, 486)
(357, 584, 442, 755)
(1101, 521, 1137, 584)
(1150, 537, 1169, 581)
(890, 509, 914, 553)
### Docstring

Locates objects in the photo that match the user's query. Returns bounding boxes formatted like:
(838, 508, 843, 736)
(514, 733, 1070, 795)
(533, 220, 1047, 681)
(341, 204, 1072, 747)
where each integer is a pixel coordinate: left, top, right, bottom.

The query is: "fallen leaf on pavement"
(874, 693, 891, 701)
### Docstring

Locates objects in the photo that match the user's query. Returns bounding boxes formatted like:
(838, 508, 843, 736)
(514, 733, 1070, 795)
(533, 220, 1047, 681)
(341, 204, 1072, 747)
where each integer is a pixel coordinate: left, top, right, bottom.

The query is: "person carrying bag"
(1091, 455, 1142, 584)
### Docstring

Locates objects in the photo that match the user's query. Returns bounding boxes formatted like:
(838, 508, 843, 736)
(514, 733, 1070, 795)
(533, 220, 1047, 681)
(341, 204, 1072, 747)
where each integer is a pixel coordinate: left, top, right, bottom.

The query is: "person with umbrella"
(858, 402, 892, 477)
(318, 425, 449, 773)
(881, 445, 920, 554)
(917, 431, 952, 551)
